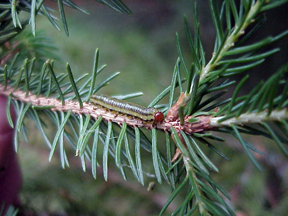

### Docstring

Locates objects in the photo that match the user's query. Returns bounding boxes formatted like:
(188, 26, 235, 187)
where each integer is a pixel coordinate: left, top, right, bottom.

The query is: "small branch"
(210, 109, 288, 127)
(0, 84, 214, 134)
(183, 156, 209, 215)
(200, 0, 263, 82)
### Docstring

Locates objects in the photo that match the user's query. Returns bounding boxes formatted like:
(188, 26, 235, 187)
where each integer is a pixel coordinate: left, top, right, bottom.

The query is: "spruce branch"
(211, 109, 287, 127)
(160, 1, 288, 214)
(0, 0, 288, 215)
(178, 0, 288, 85)
(1, 0, 130, 37)
(0, 83, 216, 134)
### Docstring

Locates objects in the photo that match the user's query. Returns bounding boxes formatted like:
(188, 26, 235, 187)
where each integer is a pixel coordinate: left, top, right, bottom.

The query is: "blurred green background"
(16, 1, 288, 215)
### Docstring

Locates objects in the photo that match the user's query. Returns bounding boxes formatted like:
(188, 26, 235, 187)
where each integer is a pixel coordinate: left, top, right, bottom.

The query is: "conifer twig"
(200, 0, 263, 82)
(210, 109, 288, 127)
(0, 84, 215, 134)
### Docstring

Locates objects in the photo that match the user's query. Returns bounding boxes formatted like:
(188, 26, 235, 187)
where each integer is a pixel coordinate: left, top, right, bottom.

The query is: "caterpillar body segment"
(90, 94, 164, 124)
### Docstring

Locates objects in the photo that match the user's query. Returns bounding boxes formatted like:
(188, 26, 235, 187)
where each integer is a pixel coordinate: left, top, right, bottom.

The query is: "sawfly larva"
(90, 94, 164, 123)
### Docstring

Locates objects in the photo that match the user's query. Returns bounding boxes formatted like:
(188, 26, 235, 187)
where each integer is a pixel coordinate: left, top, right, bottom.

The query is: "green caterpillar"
(90, 94, 164, 123)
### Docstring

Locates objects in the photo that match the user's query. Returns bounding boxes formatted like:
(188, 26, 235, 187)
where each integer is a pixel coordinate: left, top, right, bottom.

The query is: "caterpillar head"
(154, 111, 164, 123)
